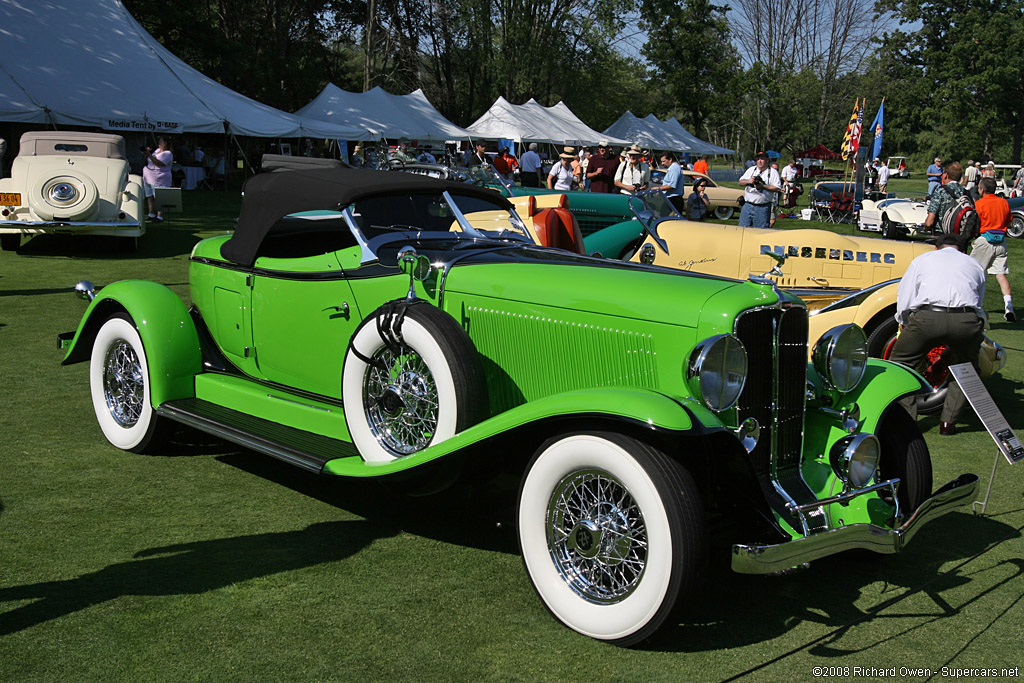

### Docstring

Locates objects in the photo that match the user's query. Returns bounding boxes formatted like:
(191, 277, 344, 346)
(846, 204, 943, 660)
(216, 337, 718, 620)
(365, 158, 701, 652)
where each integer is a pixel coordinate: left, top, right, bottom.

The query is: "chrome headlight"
(812, 324, 868, 392)
(829, 433, 880, 489)
(687, 334, 747, 412)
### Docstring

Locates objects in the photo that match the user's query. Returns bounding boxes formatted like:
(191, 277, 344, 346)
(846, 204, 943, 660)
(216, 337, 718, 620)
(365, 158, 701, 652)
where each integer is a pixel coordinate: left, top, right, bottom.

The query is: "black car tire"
(517, 432, 706, 646)
(343, 303, 486, 463)
(881, 216, 900, 240)
(877, 406, 933, 512)
(0, 234, 20, 251)
(713, 206, 735, 220)
(1008, 212, 1024, 239)
(89, 313, 167, 453)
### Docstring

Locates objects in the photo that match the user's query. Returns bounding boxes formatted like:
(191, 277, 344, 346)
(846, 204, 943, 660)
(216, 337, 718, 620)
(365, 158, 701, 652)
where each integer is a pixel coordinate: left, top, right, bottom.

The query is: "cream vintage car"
(858, 196, 929, 240)
(617, 193, 1005, 411)
(0, 131, 145, 251)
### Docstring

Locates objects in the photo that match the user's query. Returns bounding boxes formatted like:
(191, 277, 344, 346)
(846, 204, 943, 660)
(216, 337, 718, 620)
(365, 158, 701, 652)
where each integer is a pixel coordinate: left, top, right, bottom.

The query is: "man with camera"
(614, 145, 650, 195)
(738, 151, 782, 227)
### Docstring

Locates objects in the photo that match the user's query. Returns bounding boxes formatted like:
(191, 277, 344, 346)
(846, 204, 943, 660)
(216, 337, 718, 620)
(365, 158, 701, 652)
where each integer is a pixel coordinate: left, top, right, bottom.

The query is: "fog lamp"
(829, 433, 880, 489)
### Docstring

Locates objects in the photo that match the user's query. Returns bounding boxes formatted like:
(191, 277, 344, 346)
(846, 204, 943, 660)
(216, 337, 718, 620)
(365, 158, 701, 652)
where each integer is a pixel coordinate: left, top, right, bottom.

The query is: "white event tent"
(0, 0, 365, 139)
(296, 84, 471, 143)
(603, 112, 733, 155)
(468, 97, 629, 147)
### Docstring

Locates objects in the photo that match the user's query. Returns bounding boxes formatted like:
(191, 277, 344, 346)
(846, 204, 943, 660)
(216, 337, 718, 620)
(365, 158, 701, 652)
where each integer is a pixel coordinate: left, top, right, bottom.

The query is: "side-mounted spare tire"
(342, 302, 487, 463)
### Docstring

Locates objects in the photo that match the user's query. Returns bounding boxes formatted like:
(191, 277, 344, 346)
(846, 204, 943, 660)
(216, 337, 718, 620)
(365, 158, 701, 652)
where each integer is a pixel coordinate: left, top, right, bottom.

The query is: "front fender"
(322, 387, 723, 477)
(62, 280, 200, 408)
(835, 358, 930, 432)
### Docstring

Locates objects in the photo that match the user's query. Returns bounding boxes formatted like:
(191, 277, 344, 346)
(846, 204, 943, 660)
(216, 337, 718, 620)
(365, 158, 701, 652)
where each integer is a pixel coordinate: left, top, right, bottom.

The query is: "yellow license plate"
(0, 192, 21, 206)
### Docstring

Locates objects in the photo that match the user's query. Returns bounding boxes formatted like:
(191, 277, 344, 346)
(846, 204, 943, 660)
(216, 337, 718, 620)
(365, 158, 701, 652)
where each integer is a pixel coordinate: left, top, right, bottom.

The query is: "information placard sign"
(948, 362, 1024, 465)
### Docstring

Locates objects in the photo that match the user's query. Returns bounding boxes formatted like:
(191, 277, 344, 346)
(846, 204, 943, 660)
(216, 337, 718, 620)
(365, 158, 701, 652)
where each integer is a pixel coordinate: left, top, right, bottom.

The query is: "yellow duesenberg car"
(583, 192, 1006, 412)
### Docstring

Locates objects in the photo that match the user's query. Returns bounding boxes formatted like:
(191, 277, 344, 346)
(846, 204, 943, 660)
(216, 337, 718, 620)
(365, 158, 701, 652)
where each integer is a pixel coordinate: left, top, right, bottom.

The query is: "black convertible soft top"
(220, 168, 513, 266)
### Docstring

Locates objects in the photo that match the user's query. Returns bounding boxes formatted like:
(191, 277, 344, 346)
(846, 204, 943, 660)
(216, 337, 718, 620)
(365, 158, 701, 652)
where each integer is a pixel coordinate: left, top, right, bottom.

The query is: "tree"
(875, 0, 1024, 163)
(639, 0, 739, 137)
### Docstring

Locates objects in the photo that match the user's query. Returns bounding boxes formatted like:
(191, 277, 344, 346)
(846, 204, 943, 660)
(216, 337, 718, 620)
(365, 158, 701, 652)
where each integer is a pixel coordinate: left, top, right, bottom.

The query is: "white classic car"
(0, 131, 145, 251)
(858, 196, 929, 239)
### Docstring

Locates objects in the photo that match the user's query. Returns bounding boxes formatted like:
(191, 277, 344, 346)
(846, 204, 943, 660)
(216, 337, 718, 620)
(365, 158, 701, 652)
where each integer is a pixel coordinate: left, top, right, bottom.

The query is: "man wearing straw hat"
(614, 145, 650, 195)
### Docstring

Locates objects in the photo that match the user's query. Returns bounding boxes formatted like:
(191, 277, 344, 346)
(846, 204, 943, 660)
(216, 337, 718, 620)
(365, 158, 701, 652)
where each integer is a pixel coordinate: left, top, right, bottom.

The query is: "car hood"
(638, 221, 933, 290)
(437, 244, 782, 331)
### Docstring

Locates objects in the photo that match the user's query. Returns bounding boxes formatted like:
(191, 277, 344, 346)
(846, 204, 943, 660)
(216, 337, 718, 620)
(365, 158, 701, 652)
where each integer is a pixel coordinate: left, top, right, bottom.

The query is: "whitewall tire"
(343, 304, 485, 463)
(89, 314, 162, 452)
(517, 432, 706, 645)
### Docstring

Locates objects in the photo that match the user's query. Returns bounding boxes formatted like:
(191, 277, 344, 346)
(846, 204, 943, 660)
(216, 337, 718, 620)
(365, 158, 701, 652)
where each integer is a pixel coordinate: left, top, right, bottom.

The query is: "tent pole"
(233, 135, 253, 176)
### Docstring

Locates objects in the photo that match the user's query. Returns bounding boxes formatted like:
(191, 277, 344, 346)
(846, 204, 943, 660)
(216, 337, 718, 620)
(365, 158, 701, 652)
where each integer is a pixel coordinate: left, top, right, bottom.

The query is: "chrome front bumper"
(731, 474, 979, 574)
(0, 220, 144, 237)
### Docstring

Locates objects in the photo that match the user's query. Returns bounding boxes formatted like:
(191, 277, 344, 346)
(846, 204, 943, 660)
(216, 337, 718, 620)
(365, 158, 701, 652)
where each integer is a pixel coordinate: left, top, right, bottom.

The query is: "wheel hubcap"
(364, 347, 438, 456)
(547, 469, 646, 604)
(103, 340, 144, 427)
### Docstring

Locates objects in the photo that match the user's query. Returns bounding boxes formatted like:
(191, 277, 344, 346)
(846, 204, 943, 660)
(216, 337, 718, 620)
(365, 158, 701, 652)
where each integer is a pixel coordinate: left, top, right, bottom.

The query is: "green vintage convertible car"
(60, 168, 978, 645)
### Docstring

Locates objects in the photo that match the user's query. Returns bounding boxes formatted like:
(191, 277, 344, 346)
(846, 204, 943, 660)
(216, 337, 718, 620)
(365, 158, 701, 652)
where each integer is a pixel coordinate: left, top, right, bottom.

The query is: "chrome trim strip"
(731, 474, 979, 574)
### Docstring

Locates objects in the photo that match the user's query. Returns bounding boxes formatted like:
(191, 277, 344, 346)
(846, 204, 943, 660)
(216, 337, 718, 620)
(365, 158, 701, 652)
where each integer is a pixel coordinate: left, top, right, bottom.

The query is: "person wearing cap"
(520, 142, 543, 187)
(927, 157, 943, 197)
(738, 151, 783, 228)
(548, 146, 580, 191)
(586, 139, 618, 193)
(614, 145, 650, 195)
(686, 179, 710, 221)
(469, 142, 490, 168)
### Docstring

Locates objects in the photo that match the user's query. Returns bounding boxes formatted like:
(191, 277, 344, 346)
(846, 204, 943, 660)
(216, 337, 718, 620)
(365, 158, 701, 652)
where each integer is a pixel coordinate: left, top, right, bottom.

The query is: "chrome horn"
(74, 280, 95, 302)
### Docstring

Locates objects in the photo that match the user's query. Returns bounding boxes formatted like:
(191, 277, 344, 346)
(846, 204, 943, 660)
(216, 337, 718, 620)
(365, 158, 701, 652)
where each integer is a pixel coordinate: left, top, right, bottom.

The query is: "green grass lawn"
(2, 190, 1023, 681)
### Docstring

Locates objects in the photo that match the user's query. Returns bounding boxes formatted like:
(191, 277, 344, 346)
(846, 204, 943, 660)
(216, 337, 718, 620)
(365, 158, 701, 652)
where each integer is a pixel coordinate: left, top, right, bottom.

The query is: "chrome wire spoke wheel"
(547, 468, 647, 603)
(102, 339, 144, 427)
(364, 346, 439, 456)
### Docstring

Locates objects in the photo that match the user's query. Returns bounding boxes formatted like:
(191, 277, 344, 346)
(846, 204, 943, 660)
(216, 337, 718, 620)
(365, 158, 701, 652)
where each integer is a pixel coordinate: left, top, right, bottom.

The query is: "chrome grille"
(735, 306, 808, 475)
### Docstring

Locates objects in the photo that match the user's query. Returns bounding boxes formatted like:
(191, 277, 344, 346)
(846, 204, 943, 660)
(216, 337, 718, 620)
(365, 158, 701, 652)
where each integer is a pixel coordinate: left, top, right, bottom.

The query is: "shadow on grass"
(213, 446, 520, 556)
(12, 222, 213, 260)
(0, 520, 384, 636)
(645, 510, 1021, 658)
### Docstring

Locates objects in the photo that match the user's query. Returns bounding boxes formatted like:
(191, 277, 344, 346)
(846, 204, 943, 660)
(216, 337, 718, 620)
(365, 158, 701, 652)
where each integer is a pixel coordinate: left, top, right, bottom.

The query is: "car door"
(249, 237, 364, 399)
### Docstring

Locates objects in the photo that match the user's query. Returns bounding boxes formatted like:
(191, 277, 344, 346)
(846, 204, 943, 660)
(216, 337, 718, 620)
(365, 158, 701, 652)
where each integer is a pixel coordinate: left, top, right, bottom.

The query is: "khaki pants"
(888, 309, 984, 423)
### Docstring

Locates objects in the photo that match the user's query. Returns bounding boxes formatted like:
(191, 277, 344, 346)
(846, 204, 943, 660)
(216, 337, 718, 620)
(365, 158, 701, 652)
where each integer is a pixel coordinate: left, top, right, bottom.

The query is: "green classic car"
(60, 168, 978, 645)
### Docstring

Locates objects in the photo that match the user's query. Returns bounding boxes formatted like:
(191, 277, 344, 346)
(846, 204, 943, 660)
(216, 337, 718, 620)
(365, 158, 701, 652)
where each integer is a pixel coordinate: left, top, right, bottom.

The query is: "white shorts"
(971, 235, 1009, 275)
(142, 178, 171, 198)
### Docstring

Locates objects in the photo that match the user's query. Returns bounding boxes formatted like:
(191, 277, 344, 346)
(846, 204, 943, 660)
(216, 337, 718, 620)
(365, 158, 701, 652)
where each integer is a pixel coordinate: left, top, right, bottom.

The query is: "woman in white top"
(548, 147, 580, 191)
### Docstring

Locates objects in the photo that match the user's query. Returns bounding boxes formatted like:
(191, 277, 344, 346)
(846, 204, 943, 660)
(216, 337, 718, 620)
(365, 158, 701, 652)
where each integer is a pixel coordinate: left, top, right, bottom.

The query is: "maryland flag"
(840, 99, 863, 161)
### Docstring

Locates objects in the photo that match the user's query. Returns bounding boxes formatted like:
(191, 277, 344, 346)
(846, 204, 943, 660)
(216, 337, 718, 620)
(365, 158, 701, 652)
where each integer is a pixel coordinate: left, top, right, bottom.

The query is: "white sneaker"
(1006, 307, 1016, 323)
(147, 213, 156, 219)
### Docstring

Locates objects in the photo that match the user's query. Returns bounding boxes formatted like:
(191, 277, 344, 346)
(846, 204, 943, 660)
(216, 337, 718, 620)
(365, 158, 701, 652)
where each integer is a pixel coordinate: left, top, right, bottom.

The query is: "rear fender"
(62, 280, 200, 407)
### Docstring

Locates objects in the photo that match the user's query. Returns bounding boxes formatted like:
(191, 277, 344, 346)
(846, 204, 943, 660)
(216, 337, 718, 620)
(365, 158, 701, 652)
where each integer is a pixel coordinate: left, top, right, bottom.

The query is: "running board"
(156, 398, 358, 473)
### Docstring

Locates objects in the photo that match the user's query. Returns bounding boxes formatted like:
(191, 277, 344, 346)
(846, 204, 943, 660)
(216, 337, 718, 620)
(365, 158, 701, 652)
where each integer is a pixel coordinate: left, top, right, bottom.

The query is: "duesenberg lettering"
(678, 257, 718, 270)
(761, 244, 895, 264)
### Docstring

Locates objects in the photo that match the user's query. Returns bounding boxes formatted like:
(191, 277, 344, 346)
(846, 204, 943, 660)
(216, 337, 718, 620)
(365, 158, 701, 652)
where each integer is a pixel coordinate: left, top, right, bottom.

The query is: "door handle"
(323, 302, 350, 316)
